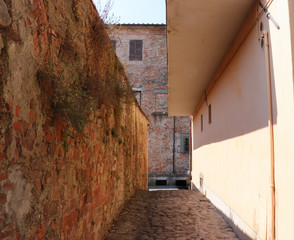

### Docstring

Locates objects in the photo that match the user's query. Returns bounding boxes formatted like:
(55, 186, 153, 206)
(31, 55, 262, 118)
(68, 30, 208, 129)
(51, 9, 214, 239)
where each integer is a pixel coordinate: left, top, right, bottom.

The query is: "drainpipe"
(172, 116, 176, 174)
(263, 31, 276, 240)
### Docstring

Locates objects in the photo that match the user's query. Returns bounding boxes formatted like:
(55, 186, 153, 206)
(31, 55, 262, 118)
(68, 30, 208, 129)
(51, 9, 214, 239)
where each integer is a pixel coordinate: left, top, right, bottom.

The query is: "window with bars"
(180, 134, 190, 154)
(129, 40, 143, 61)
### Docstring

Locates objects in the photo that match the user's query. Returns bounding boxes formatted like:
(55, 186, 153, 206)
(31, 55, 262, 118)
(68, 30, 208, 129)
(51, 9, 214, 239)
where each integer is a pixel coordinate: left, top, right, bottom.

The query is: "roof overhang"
(167, 0, 256, 116)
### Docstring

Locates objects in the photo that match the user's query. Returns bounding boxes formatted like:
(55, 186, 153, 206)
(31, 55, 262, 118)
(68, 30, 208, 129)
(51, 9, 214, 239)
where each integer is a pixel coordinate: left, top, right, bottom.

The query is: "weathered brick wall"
(111, 25, 190, 181)
(0, 0, 148, 239)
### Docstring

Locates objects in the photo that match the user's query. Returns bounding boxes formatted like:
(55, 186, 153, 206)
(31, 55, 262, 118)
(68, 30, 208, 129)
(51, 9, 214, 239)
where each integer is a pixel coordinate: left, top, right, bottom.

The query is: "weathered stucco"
(0, 0, 148, 239)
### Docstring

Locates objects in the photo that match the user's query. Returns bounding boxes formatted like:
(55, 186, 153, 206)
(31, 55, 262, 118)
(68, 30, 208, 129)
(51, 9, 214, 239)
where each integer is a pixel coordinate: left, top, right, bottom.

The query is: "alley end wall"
(110, 25, 191, 186)
(0, 0, 149, 239)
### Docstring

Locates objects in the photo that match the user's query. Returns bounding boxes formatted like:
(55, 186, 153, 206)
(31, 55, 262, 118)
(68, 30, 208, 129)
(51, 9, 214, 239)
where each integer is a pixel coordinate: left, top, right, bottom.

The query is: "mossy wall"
(0, 0, 149, 239)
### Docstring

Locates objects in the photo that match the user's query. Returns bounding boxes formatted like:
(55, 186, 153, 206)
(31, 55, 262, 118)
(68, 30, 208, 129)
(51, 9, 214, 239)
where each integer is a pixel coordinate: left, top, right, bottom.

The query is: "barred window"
(180, 134, 190, 154)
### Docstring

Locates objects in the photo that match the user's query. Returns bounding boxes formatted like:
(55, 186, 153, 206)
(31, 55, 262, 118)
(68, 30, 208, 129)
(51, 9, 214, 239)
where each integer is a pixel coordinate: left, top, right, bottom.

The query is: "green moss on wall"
(36, 17, 134, 132)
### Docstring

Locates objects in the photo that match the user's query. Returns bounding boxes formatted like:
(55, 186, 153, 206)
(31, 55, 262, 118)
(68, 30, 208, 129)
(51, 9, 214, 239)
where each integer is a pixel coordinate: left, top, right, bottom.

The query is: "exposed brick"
(37, 224, 45, 239)
(54, 121, 64, 141)
(0, 215, 5, 224)
(51, 221, 56, 232)
(7, 102, 13, 111)
(0, 173, 8, 181)
(61, 211, 78, 231)
(3, 182, 16, 190)
(15, 106, 20, 117)
(13, 121, 21, 131)
(30, 134, 36, 142)
(0, 1, 149, 239)
(14, 231, 20, 240)
(43, 201, 59, 219)
(0, 153, 4, 161)
(44, 132, 54, 143)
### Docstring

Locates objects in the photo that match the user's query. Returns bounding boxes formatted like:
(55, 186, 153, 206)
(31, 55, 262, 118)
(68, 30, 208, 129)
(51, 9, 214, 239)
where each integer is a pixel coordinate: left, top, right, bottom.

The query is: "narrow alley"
(105, 190, 239, 240)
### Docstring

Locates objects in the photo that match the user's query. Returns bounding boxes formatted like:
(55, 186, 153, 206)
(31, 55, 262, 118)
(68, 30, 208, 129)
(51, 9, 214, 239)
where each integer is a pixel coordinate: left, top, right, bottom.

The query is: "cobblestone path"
(105, 190, 239, 240)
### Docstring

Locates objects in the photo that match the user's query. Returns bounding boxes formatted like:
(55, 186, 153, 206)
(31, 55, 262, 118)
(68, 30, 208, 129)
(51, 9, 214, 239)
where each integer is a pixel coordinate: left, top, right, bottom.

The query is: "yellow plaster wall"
(191, 1, 294, 239)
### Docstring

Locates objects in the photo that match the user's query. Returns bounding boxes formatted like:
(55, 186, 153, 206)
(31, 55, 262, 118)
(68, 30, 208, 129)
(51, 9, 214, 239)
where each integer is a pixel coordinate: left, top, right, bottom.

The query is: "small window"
(175, 180, 187, 187)
(111, 40, 117, 50)
(201, 114, 203, 132)
(156, 179, 167, 186)
(129, 40, 143, 61)
(180, 134, 190, 154)
(208, 104, 212, 124)
(135, 91, 141, 106)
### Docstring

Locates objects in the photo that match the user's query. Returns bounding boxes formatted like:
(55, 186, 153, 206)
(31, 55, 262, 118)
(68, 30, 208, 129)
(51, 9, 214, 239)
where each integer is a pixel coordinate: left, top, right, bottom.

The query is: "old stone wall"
(0, 0, 148, 239)
(110, 25, 190, 184)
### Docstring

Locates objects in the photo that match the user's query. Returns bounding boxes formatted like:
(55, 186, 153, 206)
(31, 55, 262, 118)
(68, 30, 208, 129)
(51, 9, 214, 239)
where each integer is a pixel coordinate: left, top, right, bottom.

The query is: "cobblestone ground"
(104, 190, 239, 240)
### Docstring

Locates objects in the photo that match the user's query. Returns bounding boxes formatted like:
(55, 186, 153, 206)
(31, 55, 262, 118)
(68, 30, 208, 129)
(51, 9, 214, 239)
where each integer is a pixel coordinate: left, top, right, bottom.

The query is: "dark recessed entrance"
(156, 179, 167, 186)
(175, 180, 187, 186)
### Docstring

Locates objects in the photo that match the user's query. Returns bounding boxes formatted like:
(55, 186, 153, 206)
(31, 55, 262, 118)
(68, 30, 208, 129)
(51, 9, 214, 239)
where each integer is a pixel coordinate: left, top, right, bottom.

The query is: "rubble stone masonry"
(0, 0, 148, 239)
(110, 25, 190, 185)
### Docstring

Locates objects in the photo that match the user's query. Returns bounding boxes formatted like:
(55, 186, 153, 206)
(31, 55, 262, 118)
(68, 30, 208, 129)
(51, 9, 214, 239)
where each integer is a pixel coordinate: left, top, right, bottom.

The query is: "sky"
(93, 0, 166, 24)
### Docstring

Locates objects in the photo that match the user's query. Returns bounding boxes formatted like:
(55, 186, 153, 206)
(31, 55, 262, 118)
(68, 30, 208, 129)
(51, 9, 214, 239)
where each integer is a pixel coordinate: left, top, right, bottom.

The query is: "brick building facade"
(109, 24, 191, 186)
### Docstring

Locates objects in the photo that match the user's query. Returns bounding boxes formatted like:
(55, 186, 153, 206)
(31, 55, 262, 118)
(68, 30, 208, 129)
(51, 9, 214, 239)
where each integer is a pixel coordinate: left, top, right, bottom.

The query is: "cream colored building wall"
(192, 1, 294, 239)
(289, 0, 294, 85)
(267, 1, 294, 239)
